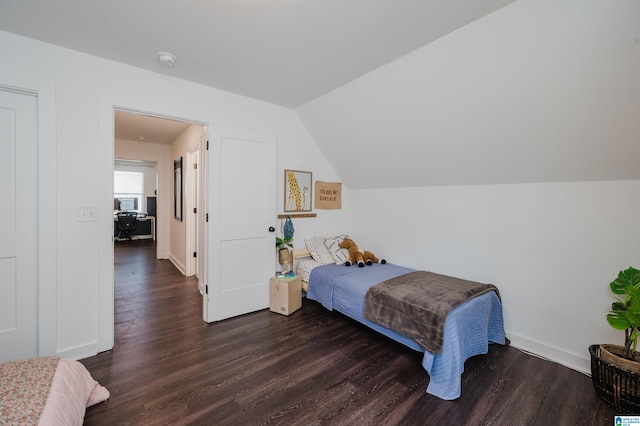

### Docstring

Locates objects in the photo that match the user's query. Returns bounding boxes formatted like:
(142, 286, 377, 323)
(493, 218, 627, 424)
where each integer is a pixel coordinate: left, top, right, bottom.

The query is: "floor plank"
(82, 240, 617, 425)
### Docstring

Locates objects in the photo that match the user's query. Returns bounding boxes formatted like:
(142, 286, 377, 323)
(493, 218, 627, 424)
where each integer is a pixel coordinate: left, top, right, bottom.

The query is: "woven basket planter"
(590, 344, 640, 413)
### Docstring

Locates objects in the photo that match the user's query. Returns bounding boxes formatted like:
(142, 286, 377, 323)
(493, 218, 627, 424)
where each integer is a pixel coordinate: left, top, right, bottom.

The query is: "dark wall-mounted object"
(146, 196, 157, 217)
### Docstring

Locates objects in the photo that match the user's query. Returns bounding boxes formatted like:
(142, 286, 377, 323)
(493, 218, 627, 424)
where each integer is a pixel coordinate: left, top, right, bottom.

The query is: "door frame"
(98, 93, 209, 354)
(185, 143, 201, 279)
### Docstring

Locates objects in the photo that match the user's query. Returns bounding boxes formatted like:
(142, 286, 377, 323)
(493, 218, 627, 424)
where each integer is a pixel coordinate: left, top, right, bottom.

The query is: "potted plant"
(276, 236, 293, 272)
(276, 236, 293, 252)
(590, 266, 640, 413)
(605, 266, 640, 363)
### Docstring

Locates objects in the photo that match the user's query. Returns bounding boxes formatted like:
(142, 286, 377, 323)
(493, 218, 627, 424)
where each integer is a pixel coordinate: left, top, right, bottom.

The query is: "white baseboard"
(169, 254, 186, 275)
(506, 331, 591, 376)
(54, 341, 102, 361)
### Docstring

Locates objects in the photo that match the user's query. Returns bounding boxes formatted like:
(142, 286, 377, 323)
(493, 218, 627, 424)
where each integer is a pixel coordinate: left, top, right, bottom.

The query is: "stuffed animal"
(339, 238, 386, 267)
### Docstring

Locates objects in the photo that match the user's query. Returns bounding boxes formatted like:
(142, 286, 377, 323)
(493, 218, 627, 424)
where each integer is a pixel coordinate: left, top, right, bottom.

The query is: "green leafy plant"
(607, 266, 640, 359)
(275, 236, 293, 252)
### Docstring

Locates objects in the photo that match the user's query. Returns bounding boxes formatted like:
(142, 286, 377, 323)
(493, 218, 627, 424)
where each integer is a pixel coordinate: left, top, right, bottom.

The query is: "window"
(114, 171, 144, 212)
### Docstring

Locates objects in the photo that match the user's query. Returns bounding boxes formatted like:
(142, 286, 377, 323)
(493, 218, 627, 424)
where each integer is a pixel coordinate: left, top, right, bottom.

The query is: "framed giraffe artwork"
(284, 169, 312, 212)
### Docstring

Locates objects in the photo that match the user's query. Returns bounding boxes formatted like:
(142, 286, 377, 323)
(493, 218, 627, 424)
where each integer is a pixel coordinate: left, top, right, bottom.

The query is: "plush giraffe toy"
(339, 238, 386, 267)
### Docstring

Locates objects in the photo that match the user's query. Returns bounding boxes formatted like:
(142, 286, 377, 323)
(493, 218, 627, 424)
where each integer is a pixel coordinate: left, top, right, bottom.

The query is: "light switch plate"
(77, 206, 97, 222)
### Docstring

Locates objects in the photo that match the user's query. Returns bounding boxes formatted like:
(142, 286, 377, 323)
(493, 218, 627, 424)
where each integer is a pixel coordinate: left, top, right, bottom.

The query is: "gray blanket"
(364, 271, 499, 354)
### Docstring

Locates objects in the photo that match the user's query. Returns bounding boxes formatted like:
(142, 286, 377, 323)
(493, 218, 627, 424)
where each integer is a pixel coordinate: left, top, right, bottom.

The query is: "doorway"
(113, 159, 157, 244)
(112, 109, 206, 335)
(113, 110, 204, 264)
(98, 96, 275, 355)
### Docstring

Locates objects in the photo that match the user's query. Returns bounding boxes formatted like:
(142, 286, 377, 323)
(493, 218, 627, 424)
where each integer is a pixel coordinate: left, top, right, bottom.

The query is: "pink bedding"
(0, 356, 109, 426)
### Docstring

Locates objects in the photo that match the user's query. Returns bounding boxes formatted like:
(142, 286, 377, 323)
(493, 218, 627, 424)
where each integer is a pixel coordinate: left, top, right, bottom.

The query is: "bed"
(295, 237, 505, 400)
(0, 356, 110, 425)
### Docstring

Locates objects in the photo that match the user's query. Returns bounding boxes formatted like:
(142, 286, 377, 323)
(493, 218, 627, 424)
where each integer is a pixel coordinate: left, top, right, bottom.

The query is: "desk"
(138, 215, 155, 241)
(114, 214, 155, 241)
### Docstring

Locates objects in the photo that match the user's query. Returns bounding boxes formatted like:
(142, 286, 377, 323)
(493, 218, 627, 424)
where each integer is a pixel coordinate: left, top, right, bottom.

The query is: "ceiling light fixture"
(157, 51, 176, 66)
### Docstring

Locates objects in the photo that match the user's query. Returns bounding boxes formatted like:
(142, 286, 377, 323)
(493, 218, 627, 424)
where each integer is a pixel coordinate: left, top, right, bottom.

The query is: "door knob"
(268, 226, 275, 232)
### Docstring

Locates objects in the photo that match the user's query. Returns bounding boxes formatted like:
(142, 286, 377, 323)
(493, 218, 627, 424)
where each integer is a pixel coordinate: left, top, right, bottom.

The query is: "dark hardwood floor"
(81, 240, 616, 425)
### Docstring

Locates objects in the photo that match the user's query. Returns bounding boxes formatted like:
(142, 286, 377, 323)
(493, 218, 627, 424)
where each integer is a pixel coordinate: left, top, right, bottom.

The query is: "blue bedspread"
(306, 263, 505, 400)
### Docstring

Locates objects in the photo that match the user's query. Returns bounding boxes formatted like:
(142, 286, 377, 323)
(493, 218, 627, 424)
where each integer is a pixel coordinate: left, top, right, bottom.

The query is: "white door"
(204, 127, 276, 322)
(0, 88, 38, 362)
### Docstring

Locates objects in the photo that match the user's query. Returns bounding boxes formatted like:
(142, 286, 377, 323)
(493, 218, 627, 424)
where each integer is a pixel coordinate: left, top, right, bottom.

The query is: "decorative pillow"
(296, 259, 322, 283)
(312, 236, 336, 265)
(304, 239, 323, 264)
(305, 237, 336, 265)
(324, 235, 349, 265)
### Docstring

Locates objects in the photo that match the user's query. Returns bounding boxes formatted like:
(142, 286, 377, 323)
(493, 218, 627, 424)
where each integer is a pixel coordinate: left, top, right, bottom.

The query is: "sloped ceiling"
(297, 1, 640, 188)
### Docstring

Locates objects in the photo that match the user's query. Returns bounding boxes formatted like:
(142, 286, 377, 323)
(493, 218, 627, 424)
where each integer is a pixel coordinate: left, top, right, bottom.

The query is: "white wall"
(348, 180, 640, 374)
(0, 30, 347, 359)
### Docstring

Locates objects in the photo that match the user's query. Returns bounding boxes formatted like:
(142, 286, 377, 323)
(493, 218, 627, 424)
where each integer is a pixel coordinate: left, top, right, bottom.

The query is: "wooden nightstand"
(269, 276, 302, 316)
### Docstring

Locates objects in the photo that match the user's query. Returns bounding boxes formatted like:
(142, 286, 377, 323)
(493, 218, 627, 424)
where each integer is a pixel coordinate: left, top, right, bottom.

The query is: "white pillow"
(324, 235, 349, 265)
(304, 239, 323, 264)
(304, 237, 337, 265)
(312, 236, 336, 265)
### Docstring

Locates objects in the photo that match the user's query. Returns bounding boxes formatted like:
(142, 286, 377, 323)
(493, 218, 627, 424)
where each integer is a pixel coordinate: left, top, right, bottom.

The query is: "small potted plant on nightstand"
(276, 236, 293, 273)
(590, 266, 640, 413)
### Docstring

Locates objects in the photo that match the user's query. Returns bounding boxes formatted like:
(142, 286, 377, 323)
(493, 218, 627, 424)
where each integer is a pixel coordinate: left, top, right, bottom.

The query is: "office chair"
(116, 212, 138, 242)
